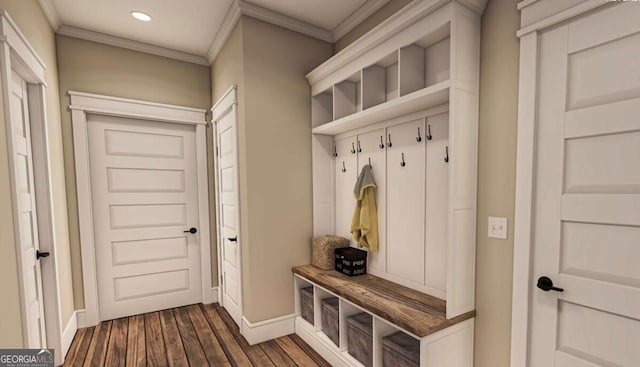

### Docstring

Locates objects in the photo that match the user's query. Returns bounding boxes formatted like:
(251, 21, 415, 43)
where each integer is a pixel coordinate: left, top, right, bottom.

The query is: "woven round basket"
(312, 235, 350, 270)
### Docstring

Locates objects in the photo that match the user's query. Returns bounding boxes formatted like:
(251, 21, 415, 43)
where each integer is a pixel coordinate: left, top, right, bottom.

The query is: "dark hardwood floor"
(63, 303, 330, 366)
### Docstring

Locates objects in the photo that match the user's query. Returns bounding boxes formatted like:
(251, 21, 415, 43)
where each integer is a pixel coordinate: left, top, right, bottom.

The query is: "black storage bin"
(321, 297, 340, 346)
(382, 331, 420, 367)
(347, 312, 373, 367)
(300, 287, 314, 325)
(335, 247, 367, 276)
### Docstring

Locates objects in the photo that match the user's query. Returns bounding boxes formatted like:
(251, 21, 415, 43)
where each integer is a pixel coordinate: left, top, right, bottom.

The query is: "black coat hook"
(351, 142, 356, 154)
(368, 157, 372, 168)
(426, 124, 433, 140)
(379, 136, 385, 149)
(417, 127, 422, 142)
(333, 146, 338, 157)
(400, 153, 406, 167)
(444, 146, 449, 163)
(357, 140, 362, 153)
(388, 134, 393, 148)
(341, 161, 347, 172)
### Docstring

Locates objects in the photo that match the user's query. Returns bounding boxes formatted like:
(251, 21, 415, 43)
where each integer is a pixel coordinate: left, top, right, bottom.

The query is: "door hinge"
(220, 274, 224, 285)
(216, 146, 219, 157)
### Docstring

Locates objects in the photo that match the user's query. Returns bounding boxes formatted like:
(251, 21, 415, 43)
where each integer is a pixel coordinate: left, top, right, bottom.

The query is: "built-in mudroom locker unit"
(293, 0, 486, 366)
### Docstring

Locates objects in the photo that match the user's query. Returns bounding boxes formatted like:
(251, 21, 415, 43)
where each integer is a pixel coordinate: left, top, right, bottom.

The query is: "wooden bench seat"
(292, 265, 475, 338)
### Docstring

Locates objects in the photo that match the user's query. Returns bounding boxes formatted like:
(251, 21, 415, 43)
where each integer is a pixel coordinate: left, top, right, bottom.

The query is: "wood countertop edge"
(292, 265, 475, 338)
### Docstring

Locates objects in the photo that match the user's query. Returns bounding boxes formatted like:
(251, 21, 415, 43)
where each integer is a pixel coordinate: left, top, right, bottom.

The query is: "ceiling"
(41, 0, 390, 65)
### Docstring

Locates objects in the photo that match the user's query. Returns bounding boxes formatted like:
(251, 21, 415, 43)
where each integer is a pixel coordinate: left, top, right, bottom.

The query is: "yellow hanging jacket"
(350, 164, 379, 252)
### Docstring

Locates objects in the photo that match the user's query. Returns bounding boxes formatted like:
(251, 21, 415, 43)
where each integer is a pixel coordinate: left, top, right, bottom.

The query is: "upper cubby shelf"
(310, 23, 451, 136)
(312, 80, 449, 135)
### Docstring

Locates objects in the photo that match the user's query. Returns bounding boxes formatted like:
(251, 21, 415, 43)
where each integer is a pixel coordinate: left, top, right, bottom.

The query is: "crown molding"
(207, 1, 242, 64)
(238, 0, 333, 42)
(39, 0, 61, 31)
(57, 25, 209, 66)
(332, 0, 390, 41)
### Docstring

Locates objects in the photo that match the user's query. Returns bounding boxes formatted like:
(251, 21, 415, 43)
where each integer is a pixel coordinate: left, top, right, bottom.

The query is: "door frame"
(0, 10, 65, 359)
(69, 91, 213, 327)
(210, 85, 243, 321)
(510, 1, 610, 366)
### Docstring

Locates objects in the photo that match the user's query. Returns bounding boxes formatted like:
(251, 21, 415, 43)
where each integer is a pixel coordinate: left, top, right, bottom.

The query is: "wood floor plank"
(105, 318, 128, 367)
(126, 315, 146, 367)
(158, 309, 188, 366)
(260, 340, 297, 367)
(173, 306, 209, 366)
(144, 312, 168, 367)
(84, 320, 112, 366)
(63, 304, 328, 367)
(289, 334, 332, 367)
(275, 336, 323, 367)
(202, 304, 253, 367)
(185, 305, 231, 366)
(63, 327, 92, 366)
(214, 303, 275, 366)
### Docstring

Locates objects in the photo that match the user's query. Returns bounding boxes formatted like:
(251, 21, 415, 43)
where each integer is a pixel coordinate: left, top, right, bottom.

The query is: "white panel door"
(529, 5, 640, 366)
(9, 71, 47, 347)
(357, 129, 386, 273)
(386, 119, 425, 286)
(88, 115, 202, 321)
(334, 135, 358, 242)
(215, 106, 242, 326)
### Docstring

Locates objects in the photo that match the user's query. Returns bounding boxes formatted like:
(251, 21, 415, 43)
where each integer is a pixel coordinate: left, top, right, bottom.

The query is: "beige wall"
(475, 0, 519, 366)
(0, 0, 73, 346)
(334, 0, 412, 52)
(211, 16, 333, 322)
(55, 35, 213, 308)
(335, 0, 520, 366)
(241, 17, 333, 322)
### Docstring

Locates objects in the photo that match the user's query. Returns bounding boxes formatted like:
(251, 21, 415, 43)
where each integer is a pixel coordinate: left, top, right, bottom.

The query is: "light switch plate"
(488, 216, 508, 239)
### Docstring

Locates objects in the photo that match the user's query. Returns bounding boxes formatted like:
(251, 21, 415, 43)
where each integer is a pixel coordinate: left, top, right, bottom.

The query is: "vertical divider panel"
(312, 134, 336, 236)
(335, 135, 358, 243)
(425, 112, 450, 296)
(399, 45, 426, 96)
(339, 299, 364, 352)
(372, 317, 398, 367)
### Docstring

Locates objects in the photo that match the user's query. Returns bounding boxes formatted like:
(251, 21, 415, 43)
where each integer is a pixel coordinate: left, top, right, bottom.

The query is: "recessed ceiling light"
(131, 11, 152, 22)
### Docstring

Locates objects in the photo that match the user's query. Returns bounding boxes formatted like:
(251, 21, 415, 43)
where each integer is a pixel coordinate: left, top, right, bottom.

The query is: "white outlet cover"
(488, 216, 508, 240)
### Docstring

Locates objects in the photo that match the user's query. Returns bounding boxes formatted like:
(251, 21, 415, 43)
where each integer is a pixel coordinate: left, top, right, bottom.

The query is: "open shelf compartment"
(399, 25, 451, 97)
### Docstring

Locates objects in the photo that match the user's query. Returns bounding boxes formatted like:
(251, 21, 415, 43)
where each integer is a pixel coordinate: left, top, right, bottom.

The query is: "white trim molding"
(61, 311, 78, 358)
(241, 314, 296, 345)
(69, 92, 211, 327)
(332, 0, 390, 41)
(38, 0, 61, 31)
(207, 1, 242, 64)
(57, 25, 209, 66)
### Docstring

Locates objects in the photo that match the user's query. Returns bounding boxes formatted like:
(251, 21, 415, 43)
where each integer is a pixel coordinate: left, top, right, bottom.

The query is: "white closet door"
(386, 120, 425, 285)
(9, 72, 47, 347)
(425, 113, 449, 296)
(334, 136, 357, 242)
(357, 128, 386, 273)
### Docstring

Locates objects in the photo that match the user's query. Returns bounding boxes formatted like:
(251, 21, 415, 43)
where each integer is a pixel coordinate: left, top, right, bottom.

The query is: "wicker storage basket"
(312, 235, 350, 270)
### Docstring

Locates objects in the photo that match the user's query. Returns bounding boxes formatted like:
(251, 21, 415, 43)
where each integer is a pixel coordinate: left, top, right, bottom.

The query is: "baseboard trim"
(204, 287, 220, 304)
(61, 311, 78, 359)
(241, 313, 296, 345)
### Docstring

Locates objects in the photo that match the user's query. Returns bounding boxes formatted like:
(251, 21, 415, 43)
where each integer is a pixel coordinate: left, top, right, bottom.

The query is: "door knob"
(184, 227, 198, 234)
(228, 236, 238, 242)
(36, 250, 50, 260)
(536, 276, 564, 292)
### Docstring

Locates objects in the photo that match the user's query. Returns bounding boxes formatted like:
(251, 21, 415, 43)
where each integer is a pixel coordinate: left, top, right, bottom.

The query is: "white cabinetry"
(305, 0, 486, 365)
